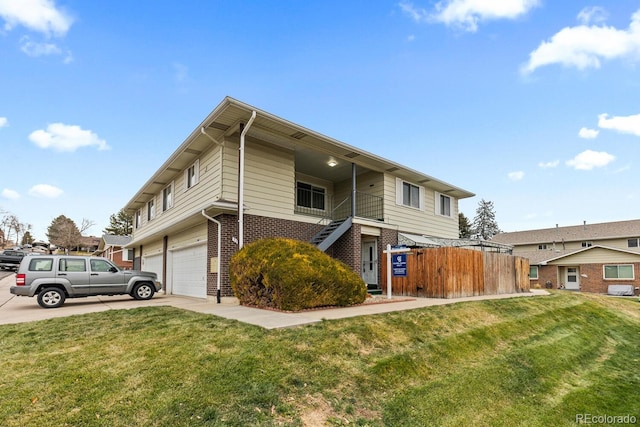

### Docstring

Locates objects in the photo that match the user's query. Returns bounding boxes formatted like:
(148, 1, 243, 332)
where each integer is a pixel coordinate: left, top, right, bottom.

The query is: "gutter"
(201, 210, 222, 303)
(238, 110, 257, 249)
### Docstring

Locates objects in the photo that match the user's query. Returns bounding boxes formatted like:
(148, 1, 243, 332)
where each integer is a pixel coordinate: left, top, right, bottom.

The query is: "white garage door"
(172, 244, 207, 298)
(142, 254, 163, 279)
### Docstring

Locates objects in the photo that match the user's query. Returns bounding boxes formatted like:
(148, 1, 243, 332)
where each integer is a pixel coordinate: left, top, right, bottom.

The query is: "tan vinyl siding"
(167, 223, 208, 250)
(221, 140, 239, 202)
(244, 142, 295, 217)
(547, 247, 640, 265)
(132, 145, 222, 242)
(142, 240, 163, 257)
(383, 174, 458, 238)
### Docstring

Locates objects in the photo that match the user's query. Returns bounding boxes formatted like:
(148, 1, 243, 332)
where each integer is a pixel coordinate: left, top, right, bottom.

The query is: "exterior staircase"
(311, 217, 353, 251)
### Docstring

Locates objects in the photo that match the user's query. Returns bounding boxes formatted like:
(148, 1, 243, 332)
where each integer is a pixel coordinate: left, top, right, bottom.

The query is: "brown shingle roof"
(491, 219, 640, 246)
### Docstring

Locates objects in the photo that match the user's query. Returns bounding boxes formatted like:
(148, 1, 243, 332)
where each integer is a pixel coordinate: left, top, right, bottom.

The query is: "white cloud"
(1, 188, 20, 199)
(522, 9, 640, 74)
(538, 160, 559, 168)
(598, 113, 640, 136)
(0, 117, 7, 128)
(20, 35, 60, 57)
(28, 184, 63, 198)
(577, 6, 608, 25)
(508, 171, 525, 181)
(0, 0, 73, 37)
(566, 149, 615, 170)
(29, 123, 110, 152)
(400, 0, 540, 32)
(578, 127, 599, 139)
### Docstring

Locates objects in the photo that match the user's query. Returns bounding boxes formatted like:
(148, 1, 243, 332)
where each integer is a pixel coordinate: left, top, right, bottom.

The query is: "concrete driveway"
(0, 272, 549, 329)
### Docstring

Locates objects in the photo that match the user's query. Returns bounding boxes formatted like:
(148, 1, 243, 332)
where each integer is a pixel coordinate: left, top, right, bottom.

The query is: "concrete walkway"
(0, 274, 549, 329)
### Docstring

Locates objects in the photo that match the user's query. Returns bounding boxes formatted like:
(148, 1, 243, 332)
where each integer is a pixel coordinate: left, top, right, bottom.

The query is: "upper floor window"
(628, 238, 639, 248)
(581, 241, 592, 248)
(162, 182, 174, 212)
(396, 178, 424, 210)
(604, 264, 634, 279)
(135, 209, 142, 229)
(185, 160, 199, 190)
(437, 193, 452, 217)
(296, 181, 325, 210)
(147, 198, 155, 221)
(538, 244, 548, 250)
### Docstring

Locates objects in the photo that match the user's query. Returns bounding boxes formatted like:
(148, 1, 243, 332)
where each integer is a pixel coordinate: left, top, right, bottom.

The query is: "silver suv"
(11, 255, 162, 308)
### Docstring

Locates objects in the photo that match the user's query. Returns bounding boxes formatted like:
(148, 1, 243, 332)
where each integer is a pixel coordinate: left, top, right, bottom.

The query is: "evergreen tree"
(472, 199, 501, 240)
(21, 231, 34, 245)
(47, 215, 82, 251)
(103, 209, 133, 235)
(458, 212, 472, 238)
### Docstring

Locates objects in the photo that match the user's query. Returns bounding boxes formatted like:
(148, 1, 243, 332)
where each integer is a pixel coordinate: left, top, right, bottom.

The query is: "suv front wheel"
(131, 282, 155, 300)
(37, 287, 66, 308)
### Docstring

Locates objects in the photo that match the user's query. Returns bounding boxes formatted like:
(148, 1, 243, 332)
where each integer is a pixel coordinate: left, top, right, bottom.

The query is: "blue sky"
(2, 0, 640, 242)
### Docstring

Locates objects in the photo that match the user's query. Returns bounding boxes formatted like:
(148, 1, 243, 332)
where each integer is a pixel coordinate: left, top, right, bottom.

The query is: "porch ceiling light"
(327, 158, 338, 167)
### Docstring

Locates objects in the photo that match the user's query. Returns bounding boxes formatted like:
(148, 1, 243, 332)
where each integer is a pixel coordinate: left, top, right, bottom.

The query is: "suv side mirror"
(109, 267, 118, 273)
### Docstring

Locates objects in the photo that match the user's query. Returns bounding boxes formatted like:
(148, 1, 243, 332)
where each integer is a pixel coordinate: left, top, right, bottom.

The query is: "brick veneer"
(207, 213, 325, 297)
(206, 213, 399, 297)
(531, 263, 640, 295)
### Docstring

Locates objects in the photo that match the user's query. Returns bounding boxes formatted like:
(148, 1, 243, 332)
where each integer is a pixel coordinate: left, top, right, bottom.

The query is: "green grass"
(0, 291, 638, 426)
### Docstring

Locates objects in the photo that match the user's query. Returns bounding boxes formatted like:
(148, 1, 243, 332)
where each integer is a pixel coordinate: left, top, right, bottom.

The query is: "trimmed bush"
(230, 237, 367, 311)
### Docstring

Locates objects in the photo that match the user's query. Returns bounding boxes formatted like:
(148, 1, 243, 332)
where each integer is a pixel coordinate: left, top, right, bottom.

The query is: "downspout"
(201, 210, 222, 303)
(238, 111, 257, 249)
(351, 163, 357, 217)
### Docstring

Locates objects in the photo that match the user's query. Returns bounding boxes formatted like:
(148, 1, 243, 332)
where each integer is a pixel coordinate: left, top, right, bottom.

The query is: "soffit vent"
(386, 167, 399, 172)
(209, 122, 230, 131)
(344, 151, 359, 158)
(291, 131, 307, 139)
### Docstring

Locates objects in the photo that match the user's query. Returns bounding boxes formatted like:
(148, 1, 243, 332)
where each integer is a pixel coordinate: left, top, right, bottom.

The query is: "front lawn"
(0, 291, 638, 426)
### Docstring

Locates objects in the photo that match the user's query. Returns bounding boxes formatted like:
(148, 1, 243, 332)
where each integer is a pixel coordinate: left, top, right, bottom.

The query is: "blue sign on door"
(392, 254, 407, 277)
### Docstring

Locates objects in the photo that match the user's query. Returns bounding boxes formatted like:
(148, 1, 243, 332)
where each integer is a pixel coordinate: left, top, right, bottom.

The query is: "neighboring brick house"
(492, 220, 640, 295)
(95, 234, 133, 270)
(123, 97, 474, 300)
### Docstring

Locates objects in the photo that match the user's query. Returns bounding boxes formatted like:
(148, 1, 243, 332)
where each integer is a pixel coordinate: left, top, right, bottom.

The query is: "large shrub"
(230, 237, 367, 311)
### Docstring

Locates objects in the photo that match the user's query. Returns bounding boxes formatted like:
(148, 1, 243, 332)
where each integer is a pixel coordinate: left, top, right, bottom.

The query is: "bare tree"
(80, 218, 96, 234)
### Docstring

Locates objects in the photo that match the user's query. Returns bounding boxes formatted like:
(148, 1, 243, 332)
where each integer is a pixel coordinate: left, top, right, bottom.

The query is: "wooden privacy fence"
(385, 247, 530, 298)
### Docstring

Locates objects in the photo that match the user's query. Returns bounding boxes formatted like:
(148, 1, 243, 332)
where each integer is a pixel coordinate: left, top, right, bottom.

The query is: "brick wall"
(533, 263, 640, 295)
(207, 213, 326, 297)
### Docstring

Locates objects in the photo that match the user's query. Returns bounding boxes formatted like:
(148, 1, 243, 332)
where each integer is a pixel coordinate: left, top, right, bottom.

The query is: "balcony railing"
(296, 192, 384, 223)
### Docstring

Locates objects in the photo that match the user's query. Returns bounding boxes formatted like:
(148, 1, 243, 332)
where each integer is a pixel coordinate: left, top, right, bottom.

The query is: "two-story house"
(492, 219, 640, 295)
(123, 97, 474, 301)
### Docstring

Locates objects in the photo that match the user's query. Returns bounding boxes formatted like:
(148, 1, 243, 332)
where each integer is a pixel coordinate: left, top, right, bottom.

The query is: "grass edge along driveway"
(0, 291, 638, 426)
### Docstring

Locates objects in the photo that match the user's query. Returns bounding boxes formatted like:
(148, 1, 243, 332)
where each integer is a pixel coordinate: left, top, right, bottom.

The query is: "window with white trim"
(396, 178, 424, 210)
(437, 193, 452, 217)
(147, 198, 155, 221)
(296, 181, 325, 210)
(185, 160, 199, 190)
(122, 249, 133, 262)
(538, 244, 548, 250)
(603, 264, 634, 279)
(135, 209, 141, 229)
(628, 238, 639, 248)
(529, 265, 538, 280)
(162, 182, 174, 212)
(581, 241, 592, 248)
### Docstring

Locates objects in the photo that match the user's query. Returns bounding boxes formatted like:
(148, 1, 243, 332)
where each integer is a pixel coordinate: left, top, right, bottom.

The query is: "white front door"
(361, 240, 378, 285)
(565, 267, 580, 290)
